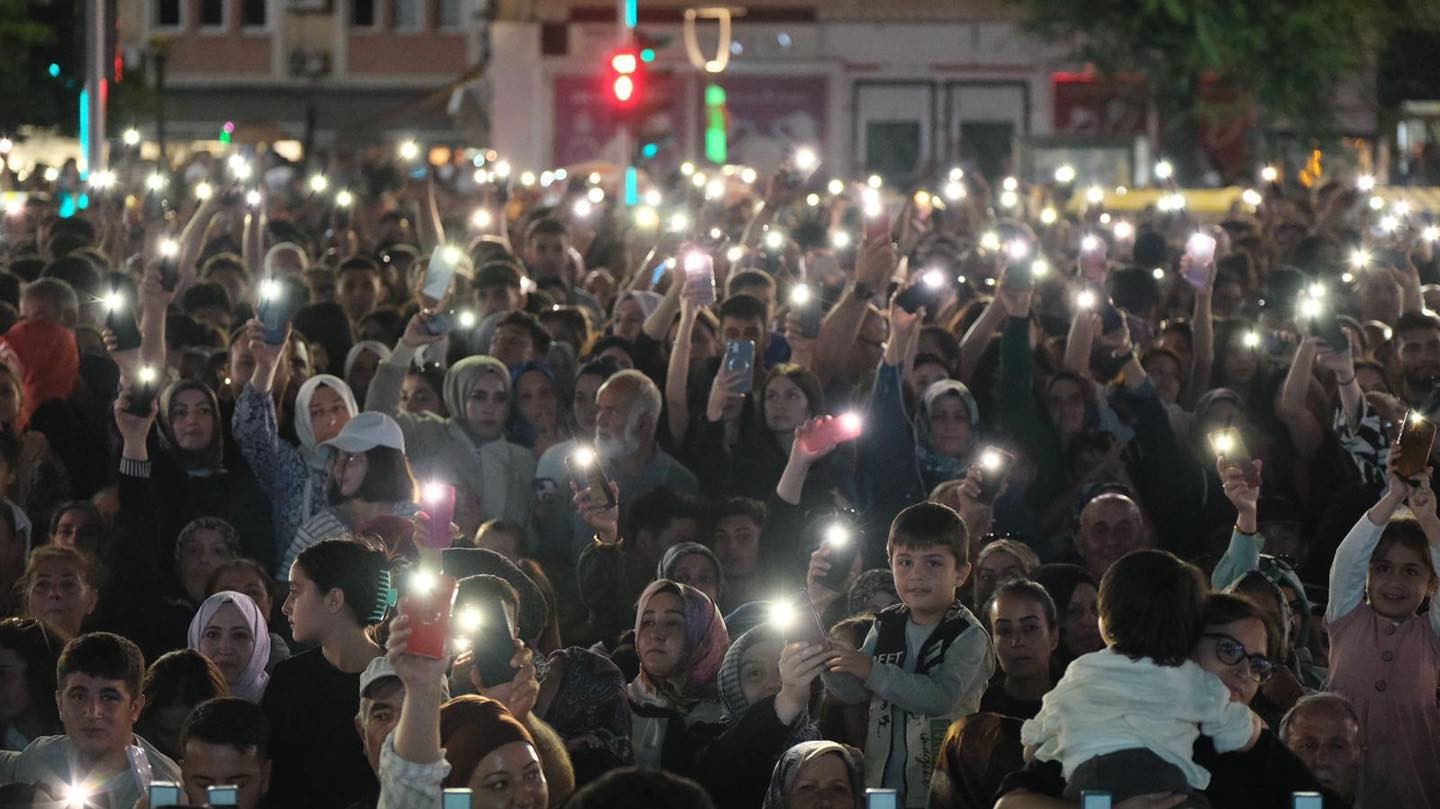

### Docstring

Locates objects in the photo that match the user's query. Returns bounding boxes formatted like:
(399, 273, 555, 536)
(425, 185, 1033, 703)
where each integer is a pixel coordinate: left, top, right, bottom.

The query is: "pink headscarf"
(0, 319, 78, 430)
(634, 578, 730, 707)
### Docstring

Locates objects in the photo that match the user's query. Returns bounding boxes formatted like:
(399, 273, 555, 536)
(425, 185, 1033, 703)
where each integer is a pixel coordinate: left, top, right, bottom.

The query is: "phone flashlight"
(1357, 174, 1376, 192)
(1154, 160, 1174, 180)
(458, 310, 477, 329)
(1298, 297, 1322, 319)
(587, 187, 606, 204)
(1242, 188, 1263, 206)
(145, 173, 166, 192)
(824, 523, 849, 549)
(1085, 186, 1105, 205)
(1076, 290, 1097, 310)
(309, 174, 329, 193)
(1113, 221, 1134, 241)
(63, 783, 92, 809)
(194, 181, 213, 201)
(245, 189, 262, 207)
(921, 269, 944, 288)
(831, 231, 852, 250)
(1210, 431, 1234, 455)
(399, 140, 421, 162)
(634, 206, 659, 230)
(1031, 258, 1050, 278)
(764, 230, 786, 251)
(726, 245, 746, 263)
(979, 231, 1001, 252)
(1054, 165, 1076, 184)
(790, 285, 812, 306)
(1349, 249, 1370, 269)
(573, 199, 593, 218)
(980, 449, 1004, 470)
(793, 147, 819, 173)
(1005, 239, 1031, 262)
(668, 212, 690, 233)
(1260, 165, 1279, 183)
(1242, 331, 1261, 349)
(335, 189, 355, 207)
(420, 481, 457, 550)
(1425, 225, 1440, 242)
(1081, 234, 1102, 253)
(472, 209, 493, 229)
(768, 600, 797, 629)
(942, 180, 966, 202)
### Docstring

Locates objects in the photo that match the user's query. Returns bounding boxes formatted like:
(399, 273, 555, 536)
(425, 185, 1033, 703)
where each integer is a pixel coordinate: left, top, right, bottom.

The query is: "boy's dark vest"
(872, 600, 979, 673)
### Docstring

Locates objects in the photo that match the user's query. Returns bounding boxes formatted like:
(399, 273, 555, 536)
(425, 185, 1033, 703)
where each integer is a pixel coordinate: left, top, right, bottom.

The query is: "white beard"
(596, 431, 640, 460)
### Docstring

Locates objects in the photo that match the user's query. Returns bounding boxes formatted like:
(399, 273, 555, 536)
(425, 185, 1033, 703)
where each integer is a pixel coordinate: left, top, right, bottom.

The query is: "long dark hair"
(327, 446, 417, 506)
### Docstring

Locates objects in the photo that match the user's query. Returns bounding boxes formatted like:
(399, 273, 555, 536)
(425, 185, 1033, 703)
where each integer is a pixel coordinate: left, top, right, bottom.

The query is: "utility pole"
(618, 0, 636, 205)
(82, 0, 108, 176)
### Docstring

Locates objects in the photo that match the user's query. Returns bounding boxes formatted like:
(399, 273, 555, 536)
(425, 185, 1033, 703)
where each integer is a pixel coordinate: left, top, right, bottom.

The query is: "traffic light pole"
(618, 0, 637, 206)
(82, 0, 107, 176)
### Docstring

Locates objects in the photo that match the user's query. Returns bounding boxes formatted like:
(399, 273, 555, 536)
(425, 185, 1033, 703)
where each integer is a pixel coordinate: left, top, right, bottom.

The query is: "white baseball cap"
(322, 411, 406, 454)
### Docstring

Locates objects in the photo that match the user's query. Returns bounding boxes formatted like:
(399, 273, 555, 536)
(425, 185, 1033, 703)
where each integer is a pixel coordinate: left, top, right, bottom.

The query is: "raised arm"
(1184, 255, 1215, 409)
(1329, 463, 1411, 622)
(814, 239, 896, 384)
(663, 293, 700, 446)
(1211, 458, 1264, 590)
(378, 614, 451, 809)
(367, 314, 444, 414)
(1064, 310, 1099, 378)
(1274, 337, 1325, 460)
(957, 296, 1007, 386)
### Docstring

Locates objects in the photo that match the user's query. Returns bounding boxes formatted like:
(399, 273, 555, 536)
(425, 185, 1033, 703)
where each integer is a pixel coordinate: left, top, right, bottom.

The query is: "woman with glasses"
(0, 617, 61, 751)
(996, 594, 1336, 808)
(279, 412, 418, 576)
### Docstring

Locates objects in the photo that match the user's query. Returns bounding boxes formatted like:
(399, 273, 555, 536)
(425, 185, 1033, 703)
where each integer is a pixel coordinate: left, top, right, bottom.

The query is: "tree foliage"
(1016, 0, 1431, 133)
(0, 0, 63, 131)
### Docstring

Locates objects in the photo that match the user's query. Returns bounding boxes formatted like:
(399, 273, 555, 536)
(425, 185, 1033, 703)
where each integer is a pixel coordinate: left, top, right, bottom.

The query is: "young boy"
(820, 502, 995, 807)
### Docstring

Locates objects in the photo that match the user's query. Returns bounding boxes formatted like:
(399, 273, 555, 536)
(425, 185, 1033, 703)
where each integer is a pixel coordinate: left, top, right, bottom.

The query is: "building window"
(436, 0, 466, 29)
(352, 0, 376, 27)
(154, 0, 181, 27)
(391, 0, 419, 30)
(242, 0, 267, 28)
(200, 0, 225, 28)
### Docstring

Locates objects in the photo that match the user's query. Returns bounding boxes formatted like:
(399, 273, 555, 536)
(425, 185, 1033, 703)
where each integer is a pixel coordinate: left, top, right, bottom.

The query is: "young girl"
(263, 537, 388, 809)
(281, 411, 418, 574)
(1021, 549, 1261, 804)
(1326, 461, 1440, 807)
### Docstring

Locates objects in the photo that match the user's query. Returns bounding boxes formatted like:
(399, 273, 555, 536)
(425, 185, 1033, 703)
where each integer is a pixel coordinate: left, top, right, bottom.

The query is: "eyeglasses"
(1203, 632, 1274, 683)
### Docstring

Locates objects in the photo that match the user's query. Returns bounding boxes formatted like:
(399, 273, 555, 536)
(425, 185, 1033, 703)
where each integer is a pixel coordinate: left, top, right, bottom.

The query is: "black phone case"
(786, 590, 830, 646)
(1311, 314, 1349, 352)
(127, 382, 158, 417)
(258, 293, 306, 345)
(158, 258, 180, 292)
(472, 610, 519, 687)
(894, 282, 939, 314)
(1003, 263, 1033, 292)
(106, 307, 143, 352)
(975, 452, 1014, 505)
(797, 301, 822, 338)
(566, 455, 617, 510)
(817, 538, 859, 592)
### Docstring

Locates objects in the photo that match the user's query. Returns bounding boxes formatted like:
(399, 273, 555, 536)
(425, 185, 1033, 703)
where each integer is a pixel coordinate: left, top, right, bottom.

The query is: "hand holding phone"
(566, 446, 617, 510)
(1079, 234, 1108, 283)
(683, 251, 717, 306)
(724, 340, 756, 394)
(126, 366, 161, 418)
(423, 246, 465, 307)
(815, 521, 860, 592)
(778, 590, 829, 646)
(796, 413, 863, 456)
(1209, 427, 1261, 489)
(1394, 411, 1437, 480)
(457, 601, 520, 686)
(257, 279, 304, 345)
(974, 447, 1014, 504)
(104, 291, 143, 352)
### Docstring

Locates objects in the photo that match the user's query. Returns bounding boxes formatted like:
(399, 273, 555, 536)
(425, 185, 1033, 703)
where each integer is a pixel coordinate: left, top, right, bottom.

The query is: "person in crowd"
(709, 497, 767, 612)
(566, 766, 716, 809)
(820, 502, 994, 806)
(997, 592, 1338, 807)
(345, 340, 392, 406)
(512, 361, 569, 457)
(137, 648, 230, 760)
(282, 411, 418, 574)
(235, 319, 359, 568)
(46, 500, 104, 555)
(760, 740, 865, 809)
(981, 579, 1058, 720)
(973, 538, 1041, 613)
(179, 697, 274, 809)
(19, 545, 98, 641)
(0, 362, 71, 534)
(1071, 491, 1150, 583)
(1019, 550, 1263, 804)
(367, 316, 536, 538)
(655, 542, 724, 608)
(188, 590, 272, 702)
(846, 569, 899, 618)
(700, 624, 829, 807)
(207, 558, 290, 670)
(1028, 563, 1101, 673)
(1325, 458, 1440, 807)
(625, 579, 730, 776)
(1279, 693, 1363, 808)
(0, 632, 181, 807)
(401, 361, 447, 417)
(265, 537, 387, 809)
(0, 617, 62, 751)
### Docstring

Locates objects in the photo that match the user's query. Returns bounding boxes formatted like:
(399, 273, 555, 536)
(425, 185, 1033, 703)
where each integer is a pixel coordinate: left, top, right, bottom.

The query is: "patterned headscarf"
(633, 579, 730, 708)
(187, 591, 272, 703)
(716, 626, 823, 748)
(761, 740, 865, 809)
(846, 569, 898, 617)
(655, 542, 724, 593)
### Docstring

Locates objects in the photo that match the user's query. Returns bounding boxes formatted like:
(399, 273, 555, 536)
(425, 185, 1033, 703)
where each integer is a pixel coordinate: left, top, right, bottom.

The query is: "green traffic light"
(48, 63, 61, 78)
(640, 48, 655, 63)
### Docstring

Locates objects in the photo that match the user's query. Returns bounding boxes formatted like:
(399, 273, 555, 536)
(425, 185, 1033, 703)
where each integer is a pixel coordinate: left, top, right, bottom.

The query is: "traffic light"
(607, 48, 643, 110)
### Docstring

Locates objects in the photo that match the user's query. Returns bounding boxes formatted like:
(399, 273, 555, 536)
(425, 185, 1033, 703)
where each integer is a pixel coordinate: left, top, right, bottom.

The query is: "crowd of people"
(0, 141, 1433, 809)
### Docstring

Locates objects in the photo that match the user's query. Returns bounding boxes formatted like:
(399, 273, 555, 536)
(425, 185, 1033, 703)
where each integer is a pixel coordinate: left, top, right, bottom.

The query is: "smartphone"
(207, 785, 239, 806)
(797, 412, 863, 455)
(784, 589, 830, 646)
(1394, 411, 1437, 480)
(865, 788, 898, 809)
(1209, 427, 1261, 489)
(399, 572, 458, 660)
(791, 284, 822, 338)
(1080, 791, 1112, 809)
(1098, 294, 1125, 334)
(683, 251, 717, 305)
(423, 247, 463, 305)
(1291, 793, 1323, 809)
(148, 782, 182, 808)
(1079, 234, 1108, 282)
(725, 340, 756, 394)
(257, 280, 305, 345)
(895, 271, 945, 314)
(1309, 309, 1349, 353)
(158, 243, 180, 292)
(974, 447, 1014, 505)
(1187, 231, 1217, 266)
(127, 367, 160, 418)
(105, 292, 143, 352)
(865, 209, 893, 244)
(816, 521, 860, 592)
(566, 446, 617, 510)
(468, 602, 520, 687)
(422, 310, 454, 337)
(443, 789, 474, 809)
(420, 482, 456, 550)
(1003, 261, 1033, 292)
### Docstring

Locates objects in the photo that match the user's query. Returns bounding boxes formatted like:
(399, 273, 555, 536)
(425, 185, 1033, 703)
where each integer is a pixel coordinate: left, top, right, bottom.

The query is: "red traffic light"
(606, 48, 643, 109)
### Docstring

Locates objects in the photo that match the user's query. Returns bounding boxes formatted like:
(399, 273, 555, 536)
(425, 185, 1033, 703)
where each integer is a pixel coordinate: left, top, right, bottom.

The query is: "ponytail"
(294, 537, 393, 627)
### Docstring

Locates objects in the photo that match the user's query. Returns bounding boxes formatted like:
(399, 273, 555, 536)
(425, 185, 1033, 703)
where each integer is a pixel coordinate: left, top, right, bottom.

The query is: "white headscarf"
(187, 591, 272, 703)
(293, 374, 358, 471)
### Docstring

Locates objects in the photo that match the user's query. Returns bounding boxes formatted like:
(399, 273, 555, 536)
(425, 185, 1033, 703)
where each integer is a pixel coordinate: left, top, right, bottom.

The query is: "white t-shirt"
(1020, 648, 1258, 789)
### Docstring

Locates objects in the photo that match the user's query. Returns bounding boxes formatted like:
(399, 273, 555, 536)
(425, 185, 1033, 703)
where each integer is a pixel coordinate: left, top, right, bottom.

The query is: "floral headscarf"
(761, 740, 865, 809)
(633, 579, 730, 707)
(187, 591, 272, 703)
(717, 626, 821, 747)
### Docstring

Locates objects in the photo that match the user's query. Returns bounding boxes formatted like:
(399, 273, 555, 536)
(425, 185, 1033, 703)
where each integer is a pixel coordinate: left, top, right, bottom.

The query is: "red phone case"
(420, 483, 457, 550)
(402, 575, 457, 659)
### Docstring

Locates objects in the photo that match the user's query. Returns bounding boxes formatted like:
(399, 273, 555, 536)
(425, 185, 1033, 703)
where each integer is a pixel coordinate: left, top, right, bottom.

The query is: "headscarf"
(344, 341, 392, 382)
(439, 695, 534, 789)
(262, 242, 309, 276)
(655, 542, 724, 592)
(442, 355, 512, 443)
(717, 626, 823, 747)
(0, 319, 78, 431)
(723, 600, 773, 640)
(633, 579, 730, 707)
(187, 591, 272, 703)
(913, 379, 980, 487)
(293, 375, 358, 471)
(846, 569, 898, 617)
(507, 361, 557, 447)
(761, 740, 865, 809)
(158, 380, 225, 474)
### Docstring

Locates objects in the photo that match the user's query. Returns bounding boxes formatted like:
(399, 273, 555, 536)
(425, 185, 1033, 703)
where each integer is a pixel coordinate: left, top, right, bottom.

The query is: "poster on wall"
(711, 75, 828, 171)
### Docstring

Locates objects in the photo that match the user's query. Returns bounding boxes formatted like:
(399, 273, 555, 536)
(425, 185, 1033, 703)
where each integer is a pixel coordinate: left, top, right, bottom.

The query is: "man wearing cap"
(279, 411, 418, 576)
(348, 656, 429, 809)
